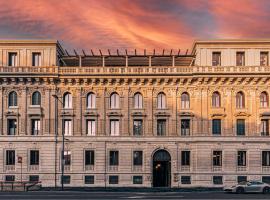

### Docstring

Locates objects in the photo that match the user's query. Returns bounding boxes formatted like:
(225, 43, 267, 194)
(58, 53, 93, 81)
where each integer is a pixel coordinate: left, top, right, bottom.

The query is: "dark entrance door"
(152, 150, 171, 187)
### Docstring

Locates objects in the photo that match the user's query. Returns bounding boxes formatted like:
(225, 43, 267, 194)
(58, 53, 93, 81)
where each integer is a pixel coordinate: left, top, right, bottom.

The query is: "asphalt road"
(0, 191, 269, 200)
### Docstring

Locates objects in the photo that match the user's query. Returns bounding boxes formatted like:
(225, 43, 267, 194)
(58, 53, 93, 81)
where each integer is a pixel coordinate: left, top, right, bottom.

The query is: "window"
(236, 119, 245, 136)
(7, 119, 17, 135)
(32, 53, 41, 67)
(237, 151, 246, 166)
(181, 151, 190, 166)
(157, 92, 166, 109)
(212, 92, 221, 107)
(133, 176, 143, 184)
(110, 93, 119, 109)
(181, 176, 191, 184)
(260, 92, 268, 108)
(236, 92, 245, 109)
(134, 93, 143, 109)
(31, 119, 40, 135)
(85, 150, 95, 165)
(213, 176, 223, 185)
(109, 175, 118, 184)
(29, 175, 39, 182)
(109, 151, 119, 166)
(85, 175, 94, 184)
(30, 150, 39, 165)
(236, 52, 245, 66)
(8, 91, 17, 107)
(262, 151, 270, 166)
(86, 120, 96, 136)
(5, 175, 15, 182)
(262, 176, 270, 184)
(110, 120, 119, 136)
(212, 119, 221, 135)
(63, 119, 72, 136)
(212, 52, 221, 66)
(237, 176, 247, 183)
(8, 52, 17, 67)
(260, 52, 269, 66)
(133, 151, 143, 166)
(157, 119, 166, 136)
(64, 150, 71, 166)
(6, 150, 15, 165)
(32, 91, 41, 106)
(61, 175, 70, 184)
(261, 119, 269, 136)
(181, 92, 190, 109)
(213, 151, 222, 166)
(181, 119, 190, 136)
(63, 92, 72, 108)
(87, 93, 96, 109)
(133, 120, 143, 136)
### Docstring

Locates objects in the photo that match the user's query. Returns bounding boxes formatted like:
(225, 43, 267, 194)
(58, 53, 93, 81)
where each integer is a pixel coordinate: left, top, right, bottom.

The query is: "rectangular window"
(133, 120, 143, 136)
(110, 120, 119, 136)
(133, 176, 143, 184)
(237, 151, 246, 166)
(6, 150, 15, 165)
(85, 175, 94, 184)
(237, 176, 247, 183)
(213, 176, 223, 185)
(30, 150, 39, 165)
(157, 119, 166, 136)
(29, 175, 39, 182)
(63, 119, 72, 136)
(213, 151, 222, 166)
(262, 151, 270, 166)
(7, 119, 17, 135)
(181, 176, 191, 184)
(212, 52, 221, 66)
(236, 52, 245, 66)
(61, 175, 70, 184)
(31, 119, 40, 135)
(212, 119, 221, 135)
(109, 151, 119, 166)
(236, 119, 245, 136)
(133, 151, 143, 166)
(5, 175, 15, 182)
(8, 52, 17, 67)
(109, 175, 119, 184)
(32, 52, 41, 67)
(64, 150, 71, 166)
(181, 119, 190, 136)
(262, 176, 270, 184)
(86, 120, 96, 136)
(181, 151, 190, 166)
(261, 119, 269, 136)
(85, 150, 95, 165)
(260, 52, 269, 66)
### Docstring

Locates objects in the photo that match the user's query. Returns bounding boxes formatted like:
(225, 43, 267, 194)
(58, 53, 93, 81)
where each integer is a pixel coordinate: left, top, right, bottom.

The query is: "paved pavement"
(0, 191, 269, 200)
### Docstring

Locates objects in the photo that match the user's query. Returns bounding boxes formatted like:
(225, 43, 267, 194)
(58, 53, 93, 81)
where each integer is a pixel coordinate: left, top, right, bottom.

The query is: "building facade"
(0, 39, 270, 187)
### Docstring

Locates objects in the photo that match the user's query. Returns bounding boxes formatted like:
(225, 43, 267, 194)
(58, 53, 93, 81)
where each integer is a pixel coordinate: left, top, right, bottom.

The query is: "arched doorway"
(152, 149, 171, 187)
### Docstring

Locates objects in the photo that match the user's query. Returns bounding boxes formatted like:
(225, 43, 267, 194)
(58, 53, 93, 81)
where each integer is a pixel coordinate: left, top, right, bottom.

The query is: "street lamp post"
(52, 94, 65, 191)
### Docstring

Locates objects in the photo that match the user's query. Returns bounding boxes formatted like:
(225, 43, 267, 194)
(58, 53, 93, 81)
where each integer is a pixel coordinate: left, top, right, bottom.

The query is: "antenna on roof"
(162, 49, 165, 56)
(90, 49, 95, 56)
(153, 49, 155, 56)
(144, 49, 146, 56)
(82, 49, 87, 56)
(108, 49, 111, 56)
(170, 49, 173, 56)
(177, 49, 181, 56)
(117, 49, 120, 56)
(65, 49, 70, 57)
(99, 49, 103, 56)
(185, 49, 189, 55)
(73, 49, 79, 57)
(135, 49, 137, 56)
(125, 49, 128, 56)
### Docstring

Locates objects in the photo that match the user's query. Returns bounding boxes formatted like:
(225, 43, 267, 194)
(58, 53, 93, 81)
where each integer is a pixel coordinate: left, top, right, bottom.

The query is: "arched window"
(87, 92, 96, 109)
(181, 92, 190, 109)
(212, 92, 221, 107)
(134, 92, 143, 109)
(110, 92, 119, 109)
(236, 91, 245, 109)
(63, 92, 72, 108)
(8, 91, 17, 107)
(260, 92, 268, 108)
(32, 91, 41, 106)
(157, 92, 166, 109)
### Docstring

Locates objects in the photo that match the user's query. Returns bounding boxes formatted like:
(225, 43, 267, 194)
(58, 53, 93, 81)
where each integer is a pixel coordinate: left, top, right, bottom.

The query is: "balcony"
(180, 165, 190, 172)
(237, 166, 247, 171)
(108, 165, 118, 172)
(132, 165, 143, 172)
(28, 165, 39, 171)
(85, 165, 94, 171)
(262, 166, 270, 172)
(4, 165, 15, 171)
(212, 166, 222, 172)
(0, 66, 58, 77)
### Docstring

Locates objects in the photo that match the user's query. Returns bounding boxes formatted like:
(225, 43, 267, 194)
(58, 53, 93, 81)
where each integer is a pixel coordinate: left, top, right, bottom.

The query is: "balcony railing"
(0, 66, 58, 74)
(4, 165, 15, 171)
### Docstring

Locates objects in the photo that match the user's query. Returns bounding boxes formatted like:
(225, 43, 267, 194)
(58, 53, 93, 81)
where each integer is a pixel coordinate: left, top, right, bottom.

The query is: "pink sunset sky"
(0, 0, 269, 53)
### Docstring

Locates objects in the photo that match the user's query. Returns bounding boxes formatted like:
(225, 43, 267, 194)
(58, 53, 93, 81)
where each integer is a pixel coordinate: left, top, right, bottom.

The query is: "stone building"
(0, 39, 270, 187)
